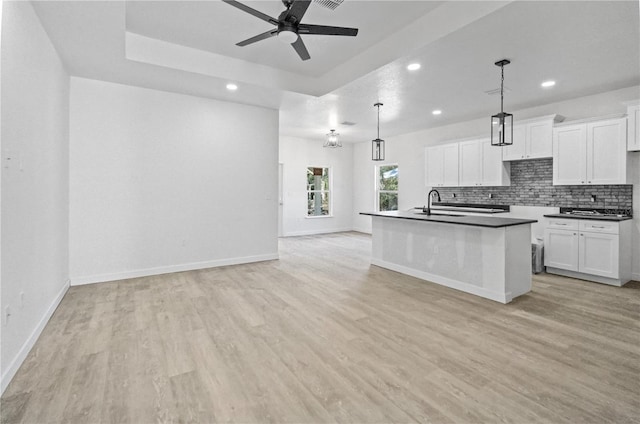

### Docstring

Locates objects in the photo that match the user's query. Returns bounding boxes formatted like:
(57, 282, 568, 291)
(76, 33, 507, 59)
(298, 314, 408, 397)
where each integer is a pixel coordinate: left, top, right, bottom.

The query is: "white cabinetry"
(425, 143, 459, 187)
(458, 140, 482, 186)
(544, 220, 579, 271)
(626, 102, 640, 151)
(459, 138, 510, 187)
(552, 117, 628, 185)
(502, 115, 562, 161)
(544, 218, 631, 286)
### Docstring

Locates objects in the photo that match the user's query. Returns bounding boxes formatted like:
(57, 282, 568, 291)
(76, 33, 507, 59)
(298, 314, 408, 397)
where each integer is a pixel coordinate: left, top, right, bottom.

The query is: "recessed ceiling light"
(432, 110, 442, 116)
(226, 83, 238, 91)
(541, 80, 556, 88)
(407, 63, 421, 71)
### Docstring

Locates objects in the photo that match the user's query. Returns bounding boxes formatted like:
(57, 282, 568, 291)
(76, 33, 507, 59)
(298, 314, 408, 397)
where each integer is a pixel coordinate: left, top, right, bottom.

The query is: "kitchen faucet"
(423, 189, 441, 215)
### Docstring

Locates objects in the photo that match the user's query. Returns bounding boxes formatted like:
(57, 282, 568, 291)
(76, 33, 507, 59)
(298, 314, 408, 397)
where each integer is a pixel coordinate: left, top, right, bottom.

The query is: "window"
(377, 164, 398, 211)
(307, 167, 331, 216)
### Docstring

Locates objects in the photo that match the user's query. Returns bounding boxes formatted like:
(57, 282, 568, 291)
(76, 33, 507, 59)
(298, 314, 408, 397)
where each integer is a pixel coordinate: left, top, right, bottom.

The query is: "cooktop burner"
(559, 207, 632, 217)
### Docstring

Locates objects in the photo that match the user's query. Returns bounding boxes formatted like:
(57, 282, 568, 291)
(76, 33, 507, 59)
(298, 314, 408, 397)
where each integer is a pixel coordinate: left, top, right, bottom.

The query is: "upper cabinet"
(502, 115, 564, 161)
(553, 117, 628, 185)
(626, 102, 640, 151)
(425, 138, 509, 188)
(458, 140, 483, 186)
(425, 143, 459, 187)
(459, 138, 510, 187)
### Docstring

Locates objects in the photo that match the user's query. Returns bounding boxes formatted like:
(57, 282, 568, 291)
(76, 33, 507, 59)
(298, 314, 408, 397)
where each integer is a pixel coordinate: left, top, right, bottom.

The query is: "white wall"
(69, 78, 279, 284)
(353, 86, 640, 281)
(1, 1, 70, 393)
(279, 136, 353, 236)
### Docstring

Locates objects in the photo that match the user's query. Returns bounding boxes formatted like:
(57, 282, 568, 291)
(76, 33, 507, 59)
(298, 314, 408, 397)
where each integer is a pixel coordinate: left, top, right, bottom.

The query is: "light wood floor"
(2, 232, 639, 423)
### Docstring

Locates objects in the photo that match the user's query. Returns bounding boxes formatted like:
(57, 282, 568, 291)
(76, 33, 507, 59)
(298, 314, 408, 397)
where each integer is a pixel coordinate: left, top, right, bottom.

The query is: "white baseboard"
(371, 258, 510, 304)
(70, 253, 279, 286)
(282, 227, 353, 237)
(1, 279, 70, 395)
(351, 225, 372, 235)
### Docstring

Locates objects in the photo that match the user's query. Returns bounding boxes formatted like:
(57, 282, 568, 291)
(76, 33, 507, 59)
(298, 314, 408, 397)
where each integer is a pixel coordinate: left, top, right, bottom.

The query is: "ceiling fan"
(222, 0, 358, 61)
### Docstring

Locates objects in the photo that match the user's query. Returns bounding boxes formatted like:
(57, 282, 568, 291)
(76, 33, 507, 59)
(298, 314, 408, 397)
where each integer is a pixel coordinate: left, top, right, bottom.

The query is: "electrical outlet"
(2, 150, 22, 170)
(4, 306, 11, 325)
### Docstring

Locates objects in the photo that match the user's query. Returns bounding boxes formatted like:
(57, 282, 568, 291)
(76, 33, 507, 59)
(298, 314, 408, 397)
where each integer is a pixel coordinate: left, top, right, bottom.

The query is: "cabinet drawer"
(579, 221, 618, 234)
(546, 218, 579, 230)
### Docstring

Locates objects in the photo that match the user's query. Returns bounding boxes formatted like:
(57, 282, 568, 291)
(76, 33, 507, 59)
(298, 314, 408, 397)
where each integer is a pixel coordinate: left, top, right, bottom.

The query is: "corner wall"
(1, 1, 70, 393)
(69, 78, 279, 284)
(279, 136, 353, 236)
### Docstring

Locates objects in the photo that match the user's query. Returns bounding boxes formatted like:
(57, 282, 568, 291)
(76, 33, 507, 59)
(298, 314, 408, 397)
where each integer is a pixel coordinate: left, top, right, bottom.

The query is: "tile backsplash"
(435, 159, 632, 210)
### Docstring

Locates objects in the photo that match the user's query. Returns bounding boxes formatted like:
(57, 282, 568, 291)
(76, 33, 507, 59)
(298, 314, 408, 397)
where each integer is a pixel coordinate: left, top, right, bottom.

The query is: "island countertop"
(360, 210, 537, 228)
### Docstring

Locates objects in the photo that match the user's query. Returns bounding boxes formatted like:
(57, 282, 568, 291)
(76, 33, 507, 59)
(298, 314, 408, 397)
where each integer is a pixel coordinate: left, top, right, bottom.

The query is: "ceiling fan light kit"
(491, 59, 514, 147)
(372, 103, 385, 161)
(222, 0, 358, 61)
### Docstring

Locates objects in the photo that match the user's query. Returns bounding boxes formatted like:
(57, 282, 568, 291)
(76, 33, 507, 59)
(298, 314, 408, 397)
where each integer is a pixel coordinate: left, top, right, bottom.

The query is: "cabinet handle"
(580, 233, 584, 236)
(581, 181, 585, 183)
(556, 223, 567, 226)
(588, 181, 591, 184)
(592, 226, 605, 229)
(573, 233, 577, 235)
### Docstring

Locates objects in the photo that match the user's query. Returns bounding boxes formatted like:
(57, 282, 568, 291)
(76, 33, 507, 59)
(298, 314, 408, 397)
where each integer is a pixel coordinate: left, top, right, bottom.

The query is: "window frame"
(306, 166, 333, 218)
(375, 163, 399, 212)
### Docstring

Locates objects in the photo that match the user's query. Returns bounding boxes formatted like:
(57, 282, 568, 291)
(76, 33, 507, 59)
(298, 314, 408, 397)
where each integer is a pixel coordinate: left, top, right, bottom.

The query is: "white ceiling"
(32, 0, 640, 143)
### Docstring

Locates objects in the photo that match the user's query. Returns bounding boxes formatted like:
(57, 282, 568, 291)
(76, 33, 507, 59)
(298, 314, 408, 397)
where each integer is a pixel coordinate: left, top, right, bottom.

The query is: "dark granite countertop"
(360, 211, 537, 228)
(544, 213, 632, 222)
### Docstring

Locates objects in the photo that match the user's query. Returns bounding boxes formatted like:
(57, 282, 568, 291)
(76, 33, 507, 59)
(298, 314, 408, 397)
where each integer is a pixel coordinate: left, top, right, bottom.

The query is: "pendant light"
(372, 102, 385, 161)
(491, 59, 513, 147)
(323, 129, 341, 148)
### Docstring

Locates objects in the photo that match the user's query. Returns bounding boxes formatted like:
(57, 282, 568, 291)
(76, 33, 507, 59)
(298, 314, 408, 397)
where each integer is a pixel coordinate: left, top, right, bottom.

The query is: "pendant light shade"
(491, 59, 513, 147)
(372, 102, 385, 161)
(324, 129, 341, 148)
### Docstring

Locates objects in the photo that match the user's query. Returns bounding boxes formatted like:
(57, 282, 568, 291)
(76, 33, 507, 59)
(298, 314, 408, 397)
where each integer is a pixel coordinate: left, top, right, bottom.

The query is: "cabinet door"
(628, 105, 640, 151)
(579, 232, 619, 278)
(481, 138, 508, 186)
(544, 229, 579, 271)
(527, 120, 553, 159)
(442, 143, 459, 186)
(425, 146, 444, 187)
(502, 125, 526, 161)
(458, 140, 482, 186)
(586, 119, 627, 184)
(553, 125, 587, 185)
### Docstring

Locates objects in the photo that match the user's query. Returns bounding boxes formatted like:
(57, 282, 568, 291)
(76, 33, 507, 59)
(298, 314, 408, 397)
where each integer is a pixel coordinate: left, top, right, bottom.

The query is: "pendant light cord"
(377, 104, 380, 139)
(500, 64, 504, 113)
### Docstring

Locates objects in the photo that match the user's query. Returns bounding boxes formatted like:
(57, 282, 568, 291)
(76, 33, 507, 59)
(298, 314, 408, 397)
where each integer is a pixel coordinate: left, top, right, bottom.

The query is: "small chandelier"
(372, 102, 385, 161)
(491, 59, 513, 147)
(323, 129, 341, 148)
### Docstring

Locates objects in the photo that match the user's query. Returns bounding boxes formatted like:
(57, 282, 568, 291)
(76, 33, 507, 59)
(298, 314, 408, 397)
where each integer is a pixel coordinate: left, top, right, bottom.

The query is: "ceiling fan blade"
(236, 29, 278, 46)
(298, 24, 358, 36)
(222, 0, 278, 25)
(291, 37, 311, 61)
(285, 0, 312, 23)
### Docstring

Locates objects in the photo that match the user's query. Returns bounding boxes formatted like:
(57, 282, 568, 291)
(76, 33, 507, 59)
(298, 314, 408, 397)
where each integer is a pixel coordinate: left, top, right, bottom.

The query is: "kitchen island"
(360, 211, 537, 303)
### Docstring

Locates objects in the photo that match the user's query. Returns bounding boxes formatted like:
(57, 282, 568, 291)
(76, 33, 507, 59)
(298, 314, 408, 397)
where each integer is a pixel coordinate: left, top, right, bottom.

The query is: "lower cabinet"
(544, 227, 579, 271)
(544, 218, 632, 286)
